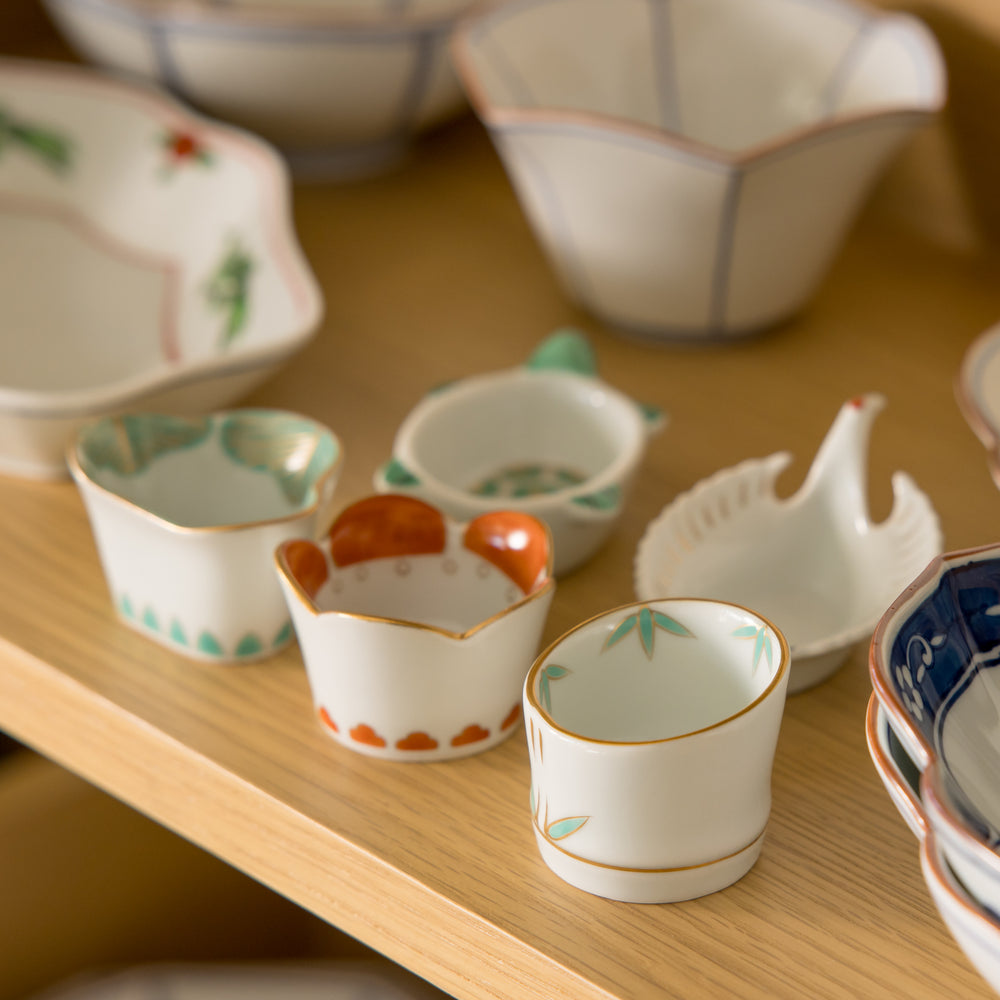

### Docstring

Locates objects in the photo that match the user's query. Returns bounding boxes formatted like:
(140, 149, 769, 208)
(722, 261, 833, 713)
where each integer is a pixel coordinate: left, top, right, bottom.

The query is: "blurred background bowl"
(0, 58, 322, 479)
(452, 0, 945, 340)
(43, 0, 481, 179)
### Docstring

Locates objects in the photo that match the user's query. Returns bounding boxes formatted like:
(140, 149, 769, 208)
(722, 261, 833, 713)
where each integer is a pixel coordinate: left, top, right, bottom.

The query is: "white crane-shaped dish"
(634, 394, 942, 692)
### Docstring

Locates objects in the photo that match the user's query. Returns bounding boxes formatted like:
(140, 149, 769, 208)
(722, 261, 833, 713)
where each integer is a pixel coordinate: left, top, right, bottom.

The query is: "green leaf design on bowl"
(219, 411, 338, 508)
(546, 815, 590, 841)
(604, 605, 695, 659)
(538, 663, 570, 712)
(571, 485, 621, 511)
(81, 414, 212, 476)
(731, 624, 774, 675)
(473, 462, 585, 499)
(206, 240, 254, 346)
(0, 105, 73, 173)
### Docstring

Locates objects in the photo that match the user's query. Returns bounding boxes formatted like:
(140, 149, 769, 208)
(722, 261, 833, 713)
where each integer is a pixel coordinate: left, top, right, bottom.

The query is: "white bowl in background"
(451, 0, 945, 339)
(0, 59, 322, 479)
(44, 0, 479, 179)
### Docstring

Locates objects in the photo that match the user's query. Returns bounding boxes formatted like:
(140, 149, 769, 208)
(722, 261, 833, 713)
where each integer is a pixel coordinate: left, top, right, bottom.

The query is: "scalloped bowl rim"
(68, 408, 345, 535)
(450, 0, 947, 169)
(867, 691, 1000, 991)
(275, 507, 556, 642)
(634, 453, 941, 660)
(0, 59, 323, 419)
(869, 542, 1000, 877)
(45, 0, 480, 30)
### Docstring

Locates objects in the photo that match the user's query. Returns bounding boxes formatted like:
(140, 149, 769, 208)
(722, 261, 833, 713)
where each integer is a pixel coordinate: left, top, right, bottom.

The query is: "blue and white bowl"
(867, 694, 1000, 997)
(870, 543, 1000, 922)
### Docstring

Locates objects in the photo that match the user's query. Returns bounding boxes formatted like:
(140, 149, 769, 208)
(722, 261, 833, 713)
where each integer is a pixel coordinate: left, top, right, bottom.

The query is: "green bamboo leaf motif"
(653, 611, 694, 637)
(539, 664, 570, 712)
(0, 106, 73, 172)
(638, 605, 654, 656)
(547, 815, 589, 840)
(571, 484, 621, 511)
(605, 616, 637, 649)
(206, 241, 254, 346)
(604, 606, 694, 659)
(732, 625, 773, 675)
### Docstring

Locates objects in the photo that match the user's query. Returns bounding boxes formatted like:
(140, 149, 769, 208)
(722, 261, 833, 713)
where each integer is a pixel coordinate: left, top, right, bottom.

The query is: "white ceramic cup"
(523, 598, 789, 902)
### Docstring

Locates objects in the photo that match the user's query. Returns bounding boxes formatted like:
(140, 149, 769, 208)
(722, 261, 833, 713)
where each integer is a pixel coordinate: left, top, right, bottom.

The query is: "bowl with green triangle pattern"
(69, 408, 342, 662)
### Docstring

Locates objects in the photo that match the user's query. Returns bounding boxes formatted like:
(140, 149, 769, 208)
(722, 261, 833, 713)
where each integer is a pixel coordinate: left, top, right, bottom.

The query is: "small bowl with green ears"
(375, 328, 665, 575)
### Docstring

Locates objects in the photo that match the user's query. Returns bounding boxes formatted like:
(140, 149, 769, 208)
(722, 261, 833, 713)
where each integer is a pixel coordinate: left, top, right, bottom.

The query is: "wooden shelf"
(4, 4, 1000, 998)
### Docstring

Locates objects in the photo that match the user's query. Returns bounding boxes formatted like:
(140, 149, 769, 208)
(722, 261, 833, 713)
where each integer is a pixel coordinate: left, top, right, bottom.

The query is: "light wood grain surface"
(4, 4, 1000, 998)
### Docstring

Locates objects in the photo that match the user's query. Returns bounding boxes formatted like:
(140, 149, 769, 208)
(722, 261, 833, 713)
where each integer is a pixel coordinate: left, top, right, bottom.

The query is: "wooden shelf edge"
(0, 634, 617, 1000)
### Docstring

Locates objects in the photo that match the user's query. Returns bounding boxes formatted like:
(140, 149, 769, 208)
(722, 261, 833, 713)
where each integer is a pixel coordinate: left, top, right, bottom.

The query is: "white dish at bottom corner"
(26, 960, 452, 1000)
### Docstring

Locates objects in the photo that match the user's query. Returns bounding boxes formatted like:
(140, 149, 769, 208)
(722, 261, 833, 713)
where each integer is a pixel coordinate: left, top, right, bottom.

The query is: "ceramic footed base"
(533, 827, 766, 903)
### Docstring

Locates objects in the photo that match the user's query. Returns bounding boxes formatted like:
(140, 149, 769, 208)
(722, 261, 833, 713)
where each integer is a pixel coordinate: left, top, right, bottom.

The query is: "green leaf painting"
(206, 241, 254, 346)
(474, 462, 585, 499)
(547, 815, 590, 841)
(0, 105, 73, 172)
(604, 605, 694, 659)
(732, 624, 774, 675)
(538, 663, 569, 713)
(571, 484, 620, 511)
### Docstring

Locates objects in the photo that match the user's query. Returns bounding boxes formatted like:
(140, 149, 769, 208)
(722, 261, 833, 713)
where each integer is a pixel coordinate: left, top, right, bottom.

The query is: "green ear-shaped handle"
(524, 328, 597, 376)
(376, 458, 421, 489)
(526, 329, 667, 436)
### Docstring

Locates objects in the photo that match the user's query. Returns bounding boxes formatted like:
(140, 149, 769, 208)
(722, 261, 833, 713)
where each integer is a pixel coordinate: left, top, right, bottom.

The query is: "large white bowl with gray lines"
(44, 0, 479, 179)
(451, 0, 945, 340)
